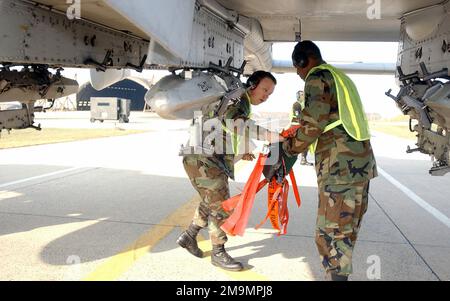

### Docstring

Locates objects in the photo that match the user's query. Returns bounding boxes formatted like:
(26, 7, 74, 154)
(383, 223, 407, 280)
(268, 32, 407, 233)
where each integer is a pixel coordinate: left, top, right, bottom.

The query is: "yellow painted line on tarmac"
(83, 158, 264, 281)
(83, 197, 200, 281)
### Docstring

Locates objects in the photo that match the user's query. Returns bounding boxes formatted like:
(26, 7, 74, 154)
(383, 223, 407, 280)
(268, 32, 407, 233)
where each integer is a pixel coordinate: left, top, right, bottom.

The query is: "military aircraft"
(0, 0, 449, 175)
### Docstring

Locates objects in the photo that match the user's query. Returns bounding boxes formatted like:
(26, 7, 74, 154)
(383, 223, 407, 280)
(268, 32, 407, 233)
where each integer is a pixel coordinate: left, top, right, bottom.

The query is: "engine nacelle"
(145, 72, 226, 120)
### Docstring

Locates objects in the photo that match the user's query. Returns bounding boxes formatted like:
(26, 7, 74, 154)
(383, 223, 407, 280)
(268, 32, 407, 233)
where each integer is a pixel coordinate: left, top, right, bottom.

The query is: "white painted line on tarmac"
(0, 167, 85, 189)
(378, 167, 450, 229)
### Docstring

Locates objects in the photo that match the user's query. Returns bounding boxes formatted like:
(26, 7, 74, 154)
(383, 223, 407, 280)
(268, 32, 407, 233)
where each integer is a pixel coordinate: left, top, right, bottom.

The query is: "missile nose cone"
(145, 89, 174, 120)
(145, 73, 226, 120)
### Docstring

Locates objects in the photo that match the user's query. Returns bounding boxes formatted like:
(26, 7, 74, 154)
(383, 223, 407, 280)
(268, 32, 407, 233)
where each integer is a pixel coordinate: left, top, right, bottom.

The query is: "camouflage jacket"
(282, 65, 378, 185)
(184, 93, 253, 180)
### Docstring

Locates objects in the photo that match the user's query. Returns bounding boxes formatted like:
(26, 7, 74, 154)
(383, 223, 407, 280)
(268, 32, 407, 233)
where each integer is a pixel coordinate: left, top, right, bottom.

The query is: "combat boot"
(329, 271, 348, 281)
(211, 244, 243, 271)
(176, 223, 203, 258)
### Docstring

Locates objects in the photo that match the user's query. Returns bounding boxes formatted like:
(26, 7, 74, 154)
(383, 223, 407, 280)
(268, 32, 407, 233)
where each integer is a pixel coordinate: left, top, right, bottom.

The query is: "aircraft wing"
(2, 0, 450, 175)
(34, 0, 443, 43)
(215, 0, 444, 42)
(26, 0, 443, 74)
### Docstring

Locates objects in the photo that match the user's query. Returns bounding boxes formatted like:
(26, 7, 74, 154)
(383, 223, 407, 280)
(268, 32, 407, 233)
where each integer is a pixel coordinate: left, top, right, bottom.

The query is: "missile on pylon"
(145, 72, 227, 120)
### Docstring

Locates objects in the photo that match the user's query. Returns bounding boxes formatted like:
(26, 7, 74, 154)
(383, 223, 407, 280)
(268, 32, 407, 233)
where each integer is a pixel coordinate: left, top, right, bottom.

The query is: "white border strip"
(378, 167, 450, 229)
(0, 167, 84, 189)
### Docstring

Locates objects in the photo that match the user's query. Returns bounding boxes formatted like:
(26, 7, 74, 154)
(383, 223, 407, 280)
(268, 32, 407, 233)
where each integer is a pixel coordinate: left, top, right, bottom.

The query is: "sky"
(62, 41, 402, 119)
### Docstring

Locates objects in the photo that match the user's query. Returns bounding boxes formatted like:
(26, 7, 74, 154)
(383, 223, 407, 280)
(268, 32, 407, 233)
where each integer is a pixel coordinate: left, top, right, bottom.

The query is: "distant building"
(76, 79, 149, 111)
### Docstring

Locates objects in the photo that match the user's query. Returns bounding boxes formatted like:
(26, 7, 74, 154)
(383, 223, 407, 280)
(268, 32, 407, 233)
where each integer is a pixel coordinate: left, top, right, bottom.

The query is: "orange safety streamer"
(280, 125, 301, 139)
(279, 180, 290, 235)
(255, 178, 283, 233)
(221, 154, 268, 236)
(289, 170, 301, 207)
(255, 175, 300, 236)
(221, 152, 302, 236)
(280, 124, 302, 208)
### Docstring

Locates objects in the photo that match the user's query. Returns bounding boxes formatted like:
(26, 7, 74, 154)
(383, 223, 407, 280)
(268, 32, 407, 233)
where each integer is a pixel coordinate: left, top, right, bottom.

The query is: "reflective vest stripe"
(329, 69, 361, 139)
(324, 120, 343, 133)
(305, 64, 370, 153)
(218, 94, 251, 155)
(309, 120, 343, 153)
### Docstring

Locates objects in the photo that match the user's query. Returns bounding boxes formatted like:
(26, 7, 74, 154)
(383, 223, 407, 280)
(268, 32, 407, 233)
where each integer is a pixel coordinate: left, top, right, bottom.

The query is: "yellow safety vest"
(216, 92, 252, 155)
(306, 64, 371, 153)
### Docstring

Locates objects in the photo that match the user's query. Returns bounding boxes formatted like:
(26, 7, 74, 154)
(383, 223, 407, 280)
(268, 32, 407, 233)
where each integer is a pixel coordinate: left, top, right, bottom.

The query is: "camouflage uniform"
(183, 155, 230, 245)
(283, 63, 378, 276)
(183, 93, 253, 245)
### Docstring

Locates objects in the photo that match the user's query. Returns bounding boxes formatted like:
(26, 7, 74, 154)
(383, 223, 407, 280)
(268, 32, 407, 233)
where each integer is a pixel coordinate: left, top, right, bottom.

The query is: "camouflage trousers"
(315, 181, 370, 276)
(183, 155, 230, 245)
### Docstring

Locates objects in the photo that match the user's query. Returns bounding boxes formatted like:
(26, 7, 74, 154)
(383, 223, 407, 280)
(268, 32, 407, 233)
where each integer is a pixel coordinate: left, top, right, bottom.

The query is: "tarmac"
(0, 111, 448, 281)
